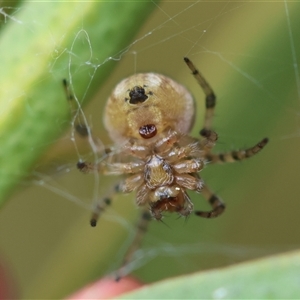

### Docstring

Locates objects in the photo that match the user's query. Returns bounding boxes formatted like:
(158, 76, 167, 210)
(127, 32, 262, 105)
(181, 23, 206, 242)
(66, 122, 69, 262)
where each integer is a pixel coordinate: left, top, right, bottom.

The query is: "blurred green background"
(0, 2, 300, 299)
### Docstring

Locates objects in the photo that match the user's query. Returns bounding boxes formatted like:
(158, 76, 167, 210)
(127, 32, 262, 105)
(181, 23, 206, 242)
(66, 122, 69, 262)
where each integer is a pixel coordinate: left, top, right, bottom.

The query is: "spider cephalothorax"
(118, 129, 205, 221)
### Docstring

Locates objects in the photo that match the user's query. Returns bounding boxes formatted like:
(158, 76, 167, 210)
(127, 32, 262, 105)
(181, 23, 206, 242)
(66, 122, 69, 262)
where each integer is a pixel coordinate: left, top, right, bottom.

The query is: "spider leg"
(63, 79, 109, 154)
(115, 210, 152, 281)
(195, 185, 225, 218)
(90, 197, 112, 227)
(88, 179, 126, 227)
(184, 57, 216, 135)
(205, 137, 269, 164)
(90, 172, 144, 226)
(63, 79, 90, 138)
(77, 160, 144, 176)
(198, 128, 218, 154)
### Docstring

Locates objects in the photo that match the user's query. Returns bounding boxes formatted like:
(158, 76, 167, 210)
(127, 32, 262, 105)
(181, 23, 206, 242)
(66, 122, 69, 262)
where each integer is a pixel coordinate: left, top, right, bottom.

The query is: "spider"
(63, 57, 268, 279)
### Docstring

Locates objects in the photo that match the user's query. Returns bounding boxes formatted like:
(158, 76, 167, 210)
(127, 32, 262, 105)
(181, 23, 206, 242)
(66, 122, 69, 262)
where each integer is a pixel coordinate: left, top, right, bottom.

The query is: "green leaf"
(118, 250, 300, 299)
(0, 2, 159, 206)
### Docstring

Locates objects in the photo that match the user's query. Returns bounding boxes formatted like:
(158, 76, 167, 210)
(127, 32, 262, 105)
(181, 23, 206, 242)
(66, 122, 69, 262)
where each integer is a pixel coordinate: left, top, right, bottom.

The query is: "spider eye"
(139, 124, 157, 139)
(129, 86, 148, 104)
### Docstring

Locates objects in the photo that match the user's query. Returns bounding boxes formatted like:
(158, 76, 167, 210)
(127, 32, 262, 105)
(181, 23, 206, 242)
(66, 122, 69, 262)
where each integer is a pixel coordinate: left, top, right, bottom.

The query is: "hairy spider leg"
(183, 57, 268, 219)
(115, 210, 152, 281)
(64, 79, 116, 225)
(63, 79, 112, 153)
(184, 57, 216, 135)
(63, 79, 90, 137)
(206, 137, 269, 164)
(89, 197, 112, 227)
(195, 184, 225, 218)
